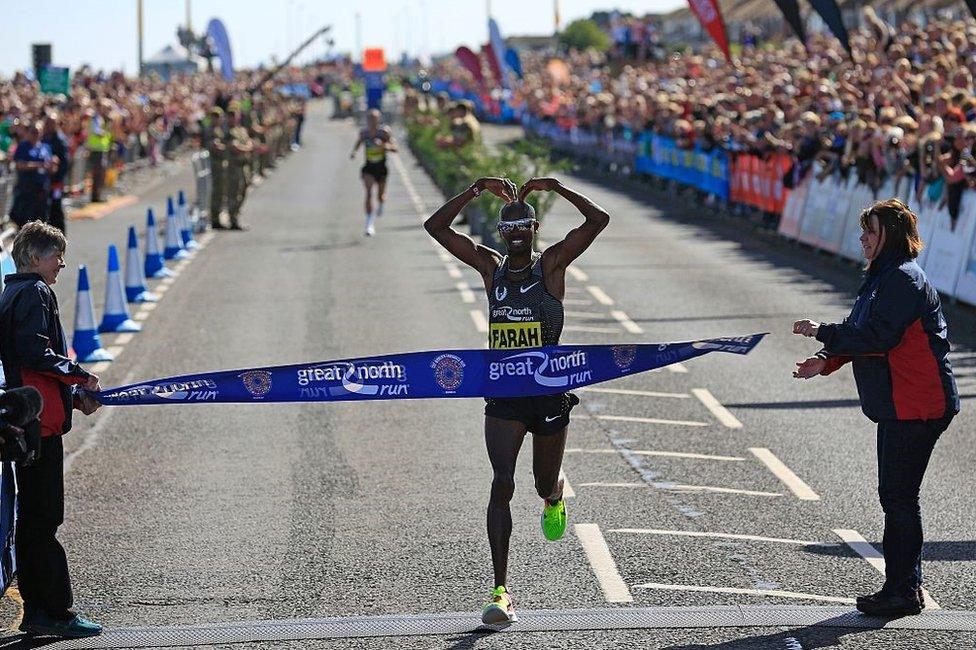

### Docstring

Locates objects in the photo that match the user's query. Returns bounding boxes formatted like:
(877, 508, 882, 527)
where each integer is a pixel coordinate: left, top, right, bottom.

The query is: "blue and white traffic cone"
(99, 245, 142, 333)
(164, 196, 189, 261)
(178, 190, 198, 250)
(72, 265, 113, 362)
(124, 226, 157, 303)
(144, 207, 173, 279)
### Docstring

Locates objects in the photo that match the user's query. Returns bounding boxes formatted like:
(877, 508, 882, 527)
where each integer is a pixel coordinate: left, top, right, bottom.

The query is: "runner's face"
(498, 218, 537, 254)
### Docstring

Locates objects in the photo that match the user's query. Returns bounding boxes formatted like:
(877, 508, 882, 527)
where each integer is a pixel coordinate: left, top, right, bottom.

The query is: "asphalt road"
(1, 102, 974, 649)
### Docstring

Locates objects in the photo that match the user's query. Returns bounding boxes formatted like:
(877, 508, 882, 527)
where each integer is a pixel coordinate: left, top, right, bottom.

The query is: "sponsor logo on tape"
(240, 371, 273, 397)
(488, 350, 591, 387)
(431, 353, 465, 393)
(296, 360, 409, 398)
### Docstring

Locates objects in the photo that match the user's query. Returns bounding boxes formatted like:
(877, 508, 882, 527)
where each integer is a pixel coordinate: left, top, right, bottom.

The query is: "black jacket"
(817, 255, 959, 422)
(0, 274, 89, 435)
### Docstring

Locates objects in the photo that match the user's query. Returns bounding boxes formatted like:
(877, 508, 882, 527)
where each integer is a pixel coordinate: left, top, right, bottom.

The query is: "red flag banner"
(687, 0, 730, 62)
(455, 46, 486, 89)
(482, 43, 503, 88)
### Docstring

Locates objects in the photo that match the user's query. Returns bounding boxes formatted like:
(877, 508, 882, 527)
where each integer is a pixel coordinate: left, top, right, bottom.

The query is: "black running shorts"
(485, 392, 580, 435)
(361, 161, 388, 183)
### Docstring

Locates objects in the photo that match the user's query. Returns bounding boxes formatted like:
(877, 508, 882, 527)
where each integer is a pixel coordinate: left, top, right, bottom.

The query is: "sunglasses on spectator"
(497, 218, 537, 234)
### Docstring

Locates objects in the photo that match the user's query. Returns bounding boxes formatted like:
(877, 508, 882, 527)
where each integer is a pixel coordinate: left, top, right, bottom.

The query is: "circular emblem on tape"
(239, 370, 273, 397)
(431, 354, 465, 393)
(611, 345, 637, 370)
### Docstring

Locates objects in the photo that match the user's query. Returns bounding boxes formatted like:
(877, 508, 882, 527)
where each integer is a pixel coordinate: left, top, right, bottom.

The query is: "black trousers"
(15, 435, 72, 618)
(48, 194, 65, 233)
(876, 416, 951, 595)
(88, 150, 105, 202)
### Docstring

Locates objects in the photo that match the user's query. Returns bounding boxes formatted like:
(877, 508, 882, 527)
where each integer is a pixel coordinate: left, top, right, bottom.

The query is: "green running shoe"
(481, 585, 517, 624)
(541, 498, 567, 541)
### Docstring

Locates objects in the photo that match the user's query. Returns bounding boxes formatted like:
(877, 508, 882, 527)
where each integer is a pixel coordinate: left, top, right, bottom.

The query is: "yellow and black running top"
(487, 256, 564, 350)
(361, 126, 391, 164)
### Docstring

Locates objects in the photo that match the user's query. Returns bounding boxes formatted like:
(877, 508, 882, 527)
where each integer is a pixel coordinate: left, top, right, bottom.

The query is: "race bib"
(489, 322, 542, 349)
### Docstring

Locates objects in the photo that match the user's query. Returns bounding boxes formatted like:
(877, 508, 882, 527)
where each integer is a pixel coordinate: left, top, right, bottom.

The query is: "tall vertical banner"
(773, 0, 806, 44)
(686, 0, 730, 62)
(488, 18, 512, 89)
(206, 19, 234, 81)
(455, 46, 487, 90)
(808, 0, 850, 54)
(482, 43, 504, 89)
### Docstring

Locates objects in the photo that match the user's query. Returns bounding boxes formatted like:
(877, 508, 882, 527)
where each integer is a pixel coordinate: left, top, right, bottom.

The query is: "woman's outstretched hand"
(792, 319, 820, 338)
(793, 356, 826, 379)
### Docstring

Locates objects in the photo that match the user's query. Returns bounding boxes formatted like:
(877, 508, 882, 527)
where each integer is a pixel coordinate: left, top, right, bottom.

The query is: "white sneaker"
(481, 586, 516, 624)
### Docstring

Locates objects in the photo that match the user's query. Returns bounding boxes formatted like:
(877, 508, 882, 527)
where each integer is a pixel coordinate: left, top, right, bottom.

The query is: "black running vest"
(487, 256, 564, 350)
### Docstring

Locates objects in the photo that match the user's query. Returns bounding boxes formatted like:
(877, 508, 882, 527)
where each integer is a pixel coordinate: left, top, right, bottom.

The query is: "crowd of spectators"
(0, 61, 349, 231)
(431, 10, 976, 225)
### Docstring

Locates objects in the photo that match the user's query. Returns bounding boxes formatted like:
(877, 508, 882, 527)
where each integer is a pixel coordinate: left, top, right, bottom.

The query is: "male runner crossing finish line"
(424, 176, 610, 624)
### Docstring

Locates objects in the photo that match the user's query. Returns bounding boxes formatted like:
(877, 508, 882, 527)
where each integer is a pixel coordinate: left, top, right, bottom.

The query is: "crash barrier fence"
(780, 170, 976, 306)
(522, 114, 976, 307)
(522, 114, 793, 211)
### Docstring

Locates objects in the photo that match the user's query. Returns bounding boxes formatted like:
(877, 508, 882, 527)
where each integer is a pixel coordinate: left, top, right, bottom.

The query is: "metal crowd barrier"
(0, 177, 12, 222)
(191, 150, 212, 230)
(68, 148, 88, 195)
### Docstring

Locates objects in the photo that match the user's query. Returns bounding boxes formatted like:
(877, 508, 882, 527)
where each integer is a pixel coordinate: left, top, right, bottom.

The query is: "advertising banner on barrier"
(778, 175, 809, 239)
(730, 153, 792, 213)
(921, 191, 976, 296)
(636, 134, 729, 199)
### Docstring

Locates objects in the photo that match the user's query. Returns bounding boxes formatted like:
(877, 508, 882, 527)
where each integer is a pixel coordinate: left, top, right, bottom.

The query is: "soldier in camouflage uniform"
(225, 107, 254, 231)
(205, 107, 228, 229)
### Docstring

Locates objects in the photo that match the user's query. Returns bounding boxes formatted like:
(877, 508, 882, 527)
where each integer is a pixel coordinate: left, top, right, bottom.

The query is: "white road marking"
(134, 311, 151, 321)
(563, 298, 594, 306)
(667, 362, 689, 373)
(575, 523, 633, 603)
(833, 528, 941, 610)
(154, 284, 170, 294)
(141, 302, 159, 312)
(586, 285, 615, 306)
(565, 448, 744, 461)
(391, 154, 427, 214)
(749, 448, 820, 501)
(456, 281, 476, 303)
(631, 583, 855, 605)
(692, 388, 743, 429)
(445, 263, 462, 279)
(566, 266, 589, 281)
(579, 482, 781, 497)
(106, 345, 124, 357)
(113, 333, 135, 345)
(564, 310, 607, 318)
(580, 387, 690, 399)
(89, 361, 111, 374)
(610, 310, 644, 334)
(469, 310, 488, 333)
(436, 249, 451, 262)
(595, 414, 708, 427)
(160, 275, 176, 285)
(611, 528, 826, 546)
(559, 469, 575, 498)
(563, 325, 622, 334)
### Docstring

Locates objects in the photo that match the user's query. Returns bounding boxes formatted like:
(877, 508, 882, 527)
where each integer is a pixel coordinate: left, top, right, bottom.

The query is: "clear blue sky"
(1, 0, 684, 76)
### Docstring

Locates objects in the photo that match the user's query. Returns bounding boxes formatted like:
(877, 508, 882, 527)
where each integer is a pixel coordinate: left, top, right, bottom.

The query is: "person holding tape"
(424, 176, 609, 624)
(792, 198, 959, 617)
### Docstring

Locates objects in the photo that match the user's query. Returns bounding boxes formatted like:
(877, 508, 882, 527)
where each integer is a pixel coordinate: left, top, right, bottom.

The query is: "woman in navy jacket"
(793, 198, 959, 617)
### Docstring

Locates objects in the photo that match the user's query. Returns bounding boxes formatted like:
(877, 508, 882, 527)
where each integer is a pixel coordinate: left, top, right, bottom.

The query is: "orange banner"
(730, 153, 793, 213)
